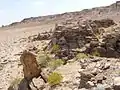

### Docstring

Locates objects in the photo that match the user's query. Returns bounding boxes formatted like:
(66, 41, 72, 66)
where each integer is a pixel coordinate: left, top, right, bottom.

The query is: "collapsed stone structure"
(46, 19, 120, 59)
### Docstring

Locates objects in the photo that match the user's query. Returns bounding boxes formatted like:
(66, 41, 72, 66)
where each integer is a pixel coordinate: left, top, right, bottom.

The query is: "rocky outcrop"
(92, 19, 115, 28)
(20, 50, 41, 80)
(77, 57, 120, 90)
(46, 19, 120, 59)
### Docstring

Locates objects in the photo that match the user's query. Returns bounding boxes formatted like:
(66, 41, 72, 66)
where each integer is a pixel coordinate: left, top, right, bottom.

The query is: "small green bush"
(76, 53, 89, 59)
(48, 59, 64, 70)
(36, 52, 51, 68)
(52, 44, 60, 53)
(48, 72, 63, 86)
(92, 50, 100, 57)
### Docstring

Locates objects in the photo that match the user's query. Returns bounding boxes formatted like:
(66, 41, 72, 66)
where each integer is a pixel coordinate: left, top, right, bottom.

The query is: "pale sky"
(0, 0, 118, 25)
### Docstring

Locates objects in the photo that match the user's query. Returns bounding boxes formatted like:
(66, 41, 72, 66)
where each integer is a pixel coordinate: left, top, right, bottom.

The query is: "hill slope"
(0, 1, 120, 90)
(2, 1, 120, 29)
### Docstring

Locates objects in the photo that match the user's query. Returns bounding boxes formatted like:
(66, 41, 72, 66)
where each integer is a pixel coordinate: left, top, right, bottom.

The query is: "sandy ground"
(0, 24, 54, 90)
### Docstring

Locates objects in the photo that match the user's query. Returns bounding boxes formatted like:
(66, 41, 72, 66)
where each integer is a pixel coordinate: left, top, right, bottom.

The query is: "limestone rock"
(113, 77, 120, 90)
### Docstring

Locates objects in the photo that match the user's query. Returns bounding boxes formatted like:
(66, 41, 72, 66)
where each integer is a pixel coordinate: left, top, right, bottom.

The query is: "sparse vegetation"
(52, 44, 60, 54)
(10, 77, 22, 87)
(36, 52, 51, 68)
(36, 51, 64, 69)
(92, 49, 100, 57)
(48, 72, 63, 86)
(48, 59, 64, 70)
(76, 53, 89, 59)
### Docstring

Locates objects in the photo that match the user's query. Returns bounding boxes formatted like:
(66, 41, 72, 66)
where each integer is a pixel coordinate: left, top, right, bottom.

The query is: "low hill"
(2, 1, 120, 29)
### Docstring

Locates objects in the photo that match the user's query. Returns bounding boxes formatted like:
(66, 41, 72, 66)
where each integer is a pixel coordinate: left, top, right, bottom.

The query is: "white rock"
(103, 63, 111, 70)
(87, 81, 94, 87)
(114, 77, 120, 85)
(113, 77, 120, 90)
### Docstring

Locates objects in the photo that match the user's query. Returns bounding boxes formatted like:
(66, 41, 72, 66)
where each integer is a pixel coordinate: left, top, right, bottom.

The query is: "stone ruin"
(45, 19, 120, 59)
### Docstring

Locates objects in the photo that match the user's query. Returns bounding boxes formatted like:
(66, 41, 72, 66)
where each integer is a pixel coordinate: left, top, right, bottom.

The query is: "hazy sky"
(0, 0, 118, 25)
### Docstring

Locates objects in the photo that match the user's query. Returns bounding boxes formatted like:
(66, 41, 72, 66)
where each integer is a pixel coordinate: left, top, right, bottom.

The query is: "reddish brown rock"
(20, 50, 41, 80)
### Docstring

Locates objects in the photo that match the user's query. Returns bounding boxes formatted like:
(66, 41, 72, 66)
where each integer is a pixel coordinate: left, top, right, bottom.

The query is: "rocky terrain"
(0, 1, 120, 90)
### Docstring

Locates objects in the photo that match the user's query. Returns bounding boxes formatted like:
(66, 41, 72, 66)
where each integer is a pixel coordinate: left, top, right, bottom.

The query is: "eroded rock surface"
(46, 19, 120, 59)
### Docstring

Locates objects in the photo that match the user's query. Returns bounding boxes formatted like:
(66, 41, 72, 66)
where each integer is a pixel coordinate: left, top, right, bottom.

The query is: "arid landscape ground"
(0, 1, 120, 90)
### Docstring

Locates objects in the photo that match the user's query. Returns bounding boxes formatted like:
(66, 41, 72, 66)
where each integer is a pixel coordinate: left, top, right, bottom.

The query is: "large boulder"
(20, 50, 41, 80)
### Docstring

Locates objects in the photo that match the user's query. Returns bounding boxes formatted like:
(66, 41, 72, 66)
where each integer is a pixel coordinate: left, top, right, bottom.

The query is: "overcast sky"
(0, 0, 118, 25)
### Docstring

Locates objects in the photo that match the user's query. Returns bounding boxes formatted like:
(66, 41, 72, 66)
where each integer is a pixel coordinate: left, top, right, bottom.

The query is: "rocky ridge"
(46, 19, 120, 59)
(0, 1, 120, 90)
(1, 1, 120, 29)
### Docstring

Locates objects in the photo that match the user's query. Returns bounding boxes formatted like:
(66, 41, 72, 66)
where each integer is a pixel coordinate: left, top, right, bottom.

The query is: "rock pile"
(78, 57, 120, 90)
(28, 32, 52, 41)
(46, 19, 120, 59)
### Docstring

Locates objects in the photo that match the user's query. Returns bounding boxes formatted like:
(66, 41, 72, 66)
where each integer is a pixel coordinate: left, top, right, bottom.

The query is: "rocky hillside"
(7, 19, 120, 90)
(2, 1, 120, 29)
(0, 1, 120, 90)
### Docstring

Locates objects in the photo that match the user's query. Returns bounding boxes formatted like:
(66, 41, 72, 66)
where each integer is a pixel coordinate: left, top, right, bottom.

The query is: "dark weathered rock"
(79, 71, 94, 89)
(8, 78, 31, 90)
(45, 19, 120, 59)
(18, 78, 31, 90)
(92, 19, 115, 28)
